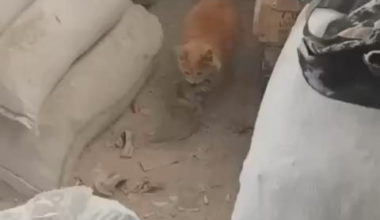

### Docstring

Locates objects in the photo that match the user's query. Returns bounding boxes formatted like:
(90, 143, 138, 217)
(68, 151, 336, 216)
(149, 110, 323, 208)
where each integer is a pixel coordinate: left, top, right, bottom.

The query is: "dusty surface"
(0, 180, 27, 211)
(73, 0, 263, 219)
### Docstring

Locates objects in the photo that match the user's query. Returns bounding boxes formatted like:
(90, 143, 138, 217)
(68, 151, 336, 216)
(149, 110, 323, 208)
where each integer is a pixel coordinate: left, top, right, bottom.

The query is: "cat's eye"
(184, 71, 190, 75)
(197, 72, 202, 76)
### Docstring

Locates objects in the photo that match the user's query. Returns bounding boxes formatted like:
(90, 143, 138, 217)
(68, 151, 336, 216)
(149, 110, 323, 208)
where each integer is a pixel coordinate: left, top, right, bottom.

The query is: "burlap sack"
(0, 0, 131, 130)
(0, 0, 35, 34)
(0, 3, 162, 194)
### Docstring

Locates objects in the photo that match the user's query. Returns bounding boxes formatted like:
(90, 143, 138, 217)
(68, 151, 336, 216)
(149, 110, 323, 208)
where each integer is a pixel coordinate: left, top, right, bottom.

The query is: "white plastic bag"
(0, 0, 131, 130)
(0, 186, 141, 220)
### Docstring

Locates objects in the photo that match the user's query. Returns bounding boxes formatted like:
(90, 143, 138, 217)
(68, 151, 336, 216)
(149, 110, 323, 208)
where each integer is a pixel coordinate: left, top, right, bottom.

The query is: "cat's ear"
(202, 49, 213, 63)
(202, 49, 221, 70)
(174, 46, 186, 61)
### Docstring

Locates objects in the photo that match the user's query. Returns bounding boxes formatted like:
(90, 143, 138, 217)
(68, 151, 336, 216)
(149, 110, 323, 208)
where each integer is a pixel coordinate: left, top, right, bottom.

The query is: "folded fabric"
(299, 0, 380, 109)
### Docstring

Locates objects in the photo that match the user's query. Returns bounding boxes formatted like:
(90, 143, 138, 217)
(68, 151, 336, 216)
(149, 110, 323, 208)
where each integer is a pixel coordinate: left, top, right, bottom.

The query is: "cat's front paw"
(195, 80, 212, 93)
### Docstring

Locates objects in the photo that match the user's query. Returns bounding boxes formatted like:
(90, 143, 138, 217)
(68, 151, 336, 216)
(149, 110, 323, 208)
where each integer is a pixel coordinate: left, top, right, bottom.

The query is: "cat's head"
(175, 42, 221, 84)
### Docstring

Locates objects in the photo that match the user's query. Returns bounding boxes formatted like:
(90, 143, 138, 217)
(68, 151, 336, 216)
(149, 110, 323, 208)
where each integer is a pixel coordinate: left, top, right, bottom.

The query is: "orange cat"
(175, 0, 240, 85)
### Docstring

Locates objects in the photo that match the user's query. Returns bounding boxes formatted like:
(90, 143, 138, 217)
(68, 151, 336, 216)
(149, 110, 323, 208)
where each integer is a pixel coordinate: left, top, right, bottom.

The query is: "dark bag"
(298, 0, 380, 108)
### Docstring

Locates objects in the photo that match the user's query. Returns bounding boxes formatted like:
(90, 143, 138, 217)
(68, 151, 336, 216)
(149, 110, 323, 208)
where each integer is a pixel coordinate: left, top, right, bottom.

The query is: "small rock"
(169, 195, 178, 202)
(225, 193, 231, 202)
(152, 200, 169, 207)
(143, 212, 156, 219)
(177, 207, 200, 212)
(203, 195, 209, 205)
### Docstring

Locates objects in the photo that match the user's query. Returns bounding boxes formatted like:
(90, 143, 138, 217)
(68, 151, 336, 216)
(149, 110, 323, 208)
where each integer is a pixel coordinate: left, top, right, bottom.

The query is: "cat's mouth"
(189, 79, 210, 87)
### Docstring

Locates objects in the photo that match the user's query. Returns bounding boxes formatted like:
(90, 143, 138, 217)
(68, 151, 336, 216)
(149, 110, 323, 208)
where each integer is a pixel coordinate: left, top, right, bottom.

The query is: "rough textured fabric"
(299, 0, 380, 109)
(0, 0, 131, 130)
(232, 6, 380, 220)
(0, 0, 35, 35)
(0, 3, 162, 194)
(304, 0, 380, 54)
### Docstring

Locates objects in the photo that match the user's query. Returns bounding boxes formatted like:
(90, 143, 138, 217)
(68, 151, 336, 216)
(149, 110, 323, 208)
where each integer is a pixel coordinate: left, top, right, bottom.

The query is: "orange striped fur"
(175, 0, 240, 85)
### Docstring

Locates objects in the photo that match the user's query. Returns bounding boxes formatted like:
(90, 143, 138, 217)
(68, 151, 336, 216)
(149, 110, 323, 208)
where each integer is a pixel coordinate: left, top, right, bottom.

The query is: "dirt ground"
(73, 0, 263, 219)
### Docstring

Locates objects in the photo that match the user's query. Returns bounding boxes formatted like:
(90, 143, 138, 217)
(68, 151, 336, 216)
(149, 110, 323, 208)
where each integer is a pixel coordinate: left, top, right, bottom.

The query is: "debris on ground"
(203, 195, 209, 205)
(169, 195, 178, 202)
(138, 150, 179, 172)
(139, 160, 179, 172)
(225, 194, 231, 202)
(92, 168, 127, 198)
(191, 153, 200, 160)
(151, 200, 169, 207)
(109, 133, 124, 149)
(74, 176, 84, 186)
(108, 130, 135, 158)
(237, 126, 254, 135)
(230, 123, 254, 135)
(132, 178, 165, 194)
(177, 187, 201, 212)
(177, 207, 200, 212)
(143, 211, 156, 219)
(120, 130, 135, 159)
(192, 146, 209, 160)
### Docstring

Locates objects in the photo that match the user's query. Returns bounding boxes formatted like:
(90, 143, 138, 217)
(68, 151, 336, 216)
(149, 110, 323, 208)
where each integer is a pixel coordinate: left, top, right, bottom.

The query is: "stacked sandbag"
(0, 0, 35, 34)
(0, 2, 163, 194)
(0, 0, 131, 130)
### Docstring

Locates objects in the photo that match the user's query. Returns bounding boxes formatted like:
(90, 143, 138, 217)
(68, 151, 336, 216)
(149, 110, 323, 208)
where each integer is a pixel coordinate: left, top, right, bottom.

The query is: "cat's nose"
(187, 80, 195, 86)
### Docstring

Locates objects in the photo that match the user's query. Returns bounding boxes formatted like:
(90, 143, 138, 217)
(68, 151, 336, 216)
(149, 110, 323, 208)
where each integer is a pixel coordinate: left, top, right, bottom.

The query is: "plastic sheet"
(0, 186, 141, 220)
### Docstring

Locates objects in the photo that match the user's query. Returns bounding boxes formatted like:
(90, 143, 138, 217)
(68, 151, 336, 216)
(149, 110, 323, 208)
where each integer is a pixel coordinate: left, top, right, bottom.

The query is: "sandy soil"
(73, 0, 263, 219)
